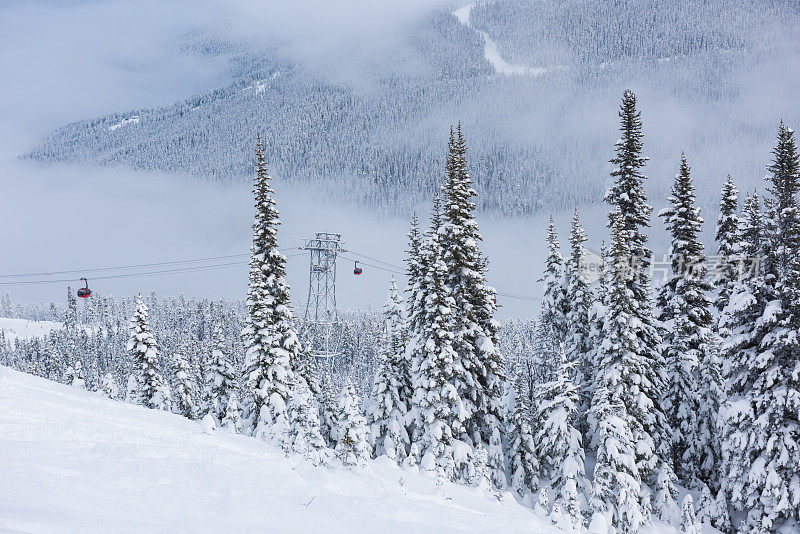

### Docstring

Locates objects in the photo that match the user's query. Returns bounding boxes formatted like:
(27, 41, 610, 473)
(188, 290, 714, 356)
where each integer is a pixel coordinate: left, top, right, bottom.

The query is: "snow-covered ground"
(453, 4, 547, 76)
(0, 317, 64, 346)
(0, 366, 553, 533)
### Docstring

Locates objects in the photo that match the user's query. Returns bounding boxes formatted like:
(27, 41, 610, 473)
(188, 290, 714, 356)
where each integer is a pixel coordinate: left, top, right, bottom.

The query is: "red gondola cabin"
(77, 278, 92, 298)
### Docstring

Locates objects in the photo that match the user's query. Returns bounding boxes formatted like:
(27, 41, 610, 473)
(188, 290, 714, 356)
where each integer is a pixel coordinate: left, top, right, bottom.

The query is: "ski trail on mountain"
(453, 4, 547, 77)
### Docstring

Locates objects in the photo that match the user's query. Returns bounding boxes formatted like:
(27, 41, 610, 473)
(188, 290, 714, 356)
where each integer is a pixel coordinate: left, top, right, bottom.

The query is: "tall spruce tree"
(714, 175, 741, 316)
(242, 136, 301, 443)
(410, 197, 463, 479)
(591, 211, 653, 518)
(763, 122, 800, 285)
(729, 122, 800, 531)
(438, 125, 505, 488)
(602, 90, 668, 478)
(367, 278, 411, 462)
(507, 365, 539, 496)
(657, 154, 716, 484)
(404, 214, 424, 445)
(719, 192, 768, 525)
(532, 313, 560, 382)
(585, 242, 609, 450)
(540, 216, 569, 347)
(564, 210, 593, 436)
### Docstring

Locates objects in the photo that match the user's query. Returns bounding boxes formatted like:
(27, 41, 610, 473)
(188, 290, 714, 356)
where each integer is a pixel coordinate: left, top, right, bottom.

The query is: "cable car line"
(0, 242, 542, 302)
(346, 250, 404, 270)
(0, 253, 307, 287)
(0, 248, 300, 280)
(338, 254, 542, 302)
(0, 261, 248, 286)
(0, 249, 300, 279)
(338, 255, 403, 275)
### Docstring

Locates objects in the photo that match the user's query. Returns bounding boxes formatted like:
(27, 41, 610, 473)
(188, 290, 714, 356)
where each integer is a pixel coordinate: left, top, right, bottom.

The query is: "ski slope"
(453, 4, 547, 76)
(0, 366, 551, 533)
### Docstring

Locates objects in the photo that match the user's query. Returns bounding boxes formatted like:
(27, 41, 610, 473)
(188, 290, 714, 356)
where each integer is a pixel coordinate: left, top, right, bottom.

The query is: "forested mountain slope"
(26, 0, 800, 216)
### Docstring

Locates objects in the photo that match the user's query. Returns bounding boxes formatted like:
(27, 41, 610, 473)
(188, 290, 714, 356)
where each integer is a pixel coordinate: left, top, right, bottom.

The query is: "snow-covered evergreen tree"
(241, 137, 300, 443)
(590, 385, 643, 534)
(126, 294, 171, 410)
(534, 349, 587, 501)
(602, 90, 668, 477)
(288, 377, 328, 465)
(207, 324, 236, 421)
(171, 343, 197, 419)
(101, 372, 119, 399)
(403, 213, 424, 445)
(534, 488, 551, 517)
(657, 154, 715, 484)
(557, 477, 585, 531)
(335, 382, 370, 467)
(540, 216, 569, 346)
(681, 495, 701, 534)
(35, 335, 58, 382)
(470, 444, 491, 490)
(718, 193, 768, 527)
(695, 483, 714, 526)
(585, 242, 609, 450)
(366, 278, 410, 462)
(532, 313, 560, 381)
(65, 360, 85, 389)
(221, 390, 242, 433)
(763, 121, 800, 284)
(438, 126, 506, 489)
(565, 209, 593, 437)
(652, 462, 681, 524)
(740, 192, 765, 263)
(409, 197, 462, 479)
(711, 489, 733, 533)
(726, 122, 800, 532)
(591, 210, 661, 494)
(507, 366, 539, 496)
(714, 175, 741, 316)
(316, 371, 337, 445)
(64, 286, 78, 328)
(695, 343, 723, 491)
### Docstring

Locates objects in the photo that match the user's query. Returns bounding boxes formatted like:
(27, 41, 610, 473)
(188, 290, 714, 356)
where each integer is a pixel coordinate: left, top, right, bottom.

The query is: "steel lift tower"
(299, 232, 346, 360)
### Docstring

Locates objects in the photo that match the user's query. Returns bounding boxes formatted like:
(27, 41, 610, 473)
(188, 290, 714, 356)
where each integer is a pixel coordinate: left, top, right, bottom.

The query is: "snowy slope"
(453, 4, 547, 76)
(0, 366, 552, 533)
